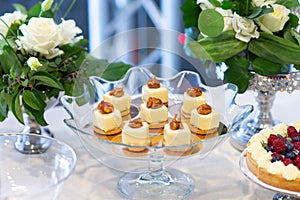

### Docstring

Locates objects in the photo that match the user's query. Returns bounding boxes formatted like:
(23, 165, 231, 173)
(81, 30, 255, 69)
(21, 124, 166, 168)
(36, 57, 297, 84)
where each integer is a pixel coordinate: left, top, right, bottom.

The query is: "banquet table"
(1, 89, 300, 200)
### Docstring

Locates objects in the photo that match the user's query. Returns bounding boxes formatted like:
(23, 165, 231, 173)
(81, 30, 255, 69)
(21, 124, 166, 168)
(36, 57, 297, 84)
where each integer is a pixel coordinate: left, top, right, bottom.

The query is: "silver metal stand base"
(15, 112, 53, 154)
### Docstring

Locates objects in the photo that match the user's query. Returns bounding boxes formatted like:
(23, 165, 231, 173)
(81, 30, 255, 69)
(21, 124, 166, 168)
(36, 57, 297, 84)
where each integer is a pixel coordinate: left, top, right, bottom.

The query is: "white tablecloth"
(1, 90, 300, 200)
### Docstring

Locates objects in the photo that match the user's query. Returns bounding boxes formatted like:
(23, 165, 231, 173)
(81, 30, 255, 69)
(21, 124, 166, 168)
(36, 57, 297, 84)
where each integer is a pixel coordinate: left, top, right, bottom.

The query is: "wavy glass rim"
(60, 67, 253, 151)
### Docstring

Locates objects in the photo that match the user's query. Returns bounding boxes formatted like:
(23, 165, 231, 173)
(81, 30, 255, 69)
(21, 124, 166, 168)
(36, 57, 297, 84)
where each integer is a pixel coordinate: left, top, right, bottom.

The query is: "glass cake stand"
(60, 67, 253, 199)
(240, 150, 300, 200)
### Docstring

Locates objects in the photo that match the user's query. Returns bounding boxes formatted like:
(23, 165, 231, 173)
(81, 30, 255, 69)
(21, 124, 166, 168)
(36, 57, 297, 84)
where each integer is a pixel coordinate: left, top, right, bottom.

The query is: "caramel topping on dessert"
(129, 119, 143, 128)
(97, 100, 114, 114)
(197, 104, 212, 115)
(170, 114, 183, 130)
(109, 86, 124, 97)
(147, 76, 160, 88)
(146, 97, 163, 109)
(186, 87, 202, 97)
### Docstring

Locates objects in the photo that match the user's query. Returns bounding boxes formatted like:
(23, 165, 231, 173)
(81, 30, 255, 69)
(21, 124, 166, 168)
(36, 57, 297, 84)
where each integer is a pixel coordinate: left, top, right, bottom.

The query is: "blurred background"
(0, 0, 222, 86)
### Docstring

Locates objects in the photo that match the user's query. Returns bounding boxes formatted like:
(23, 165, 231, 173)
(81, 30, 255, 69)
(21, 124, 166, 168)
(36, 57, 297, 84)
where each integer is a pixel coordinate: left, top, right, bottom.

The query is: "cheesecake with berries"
(246, 122, 300, 192)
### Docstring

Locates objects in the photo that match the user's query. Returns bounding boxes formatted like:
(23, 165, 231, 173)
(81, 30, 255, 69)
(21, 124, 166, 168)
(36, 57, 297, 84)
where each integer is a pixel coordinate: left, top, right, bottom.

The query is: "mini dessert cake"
(181, 87, 206, 120)
(246, 122, 300, 192)
(93, 100, 122, 135)
(103, 86, 131, 120)
(142, 76, 168, 106)
(164, 114, 191, 149)
(122, 118, 149, 152)
(140, 97, 168, 134)
(189, 103, 220, 138)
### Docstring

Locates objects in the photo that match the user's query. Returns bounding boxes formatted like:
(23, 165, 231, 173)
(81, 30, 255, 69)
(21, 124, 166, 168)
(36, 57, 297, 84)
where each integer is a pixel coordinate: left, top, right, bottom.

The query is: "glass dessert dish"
(60, 67, 253, 199)
(0, 133, 77, 200)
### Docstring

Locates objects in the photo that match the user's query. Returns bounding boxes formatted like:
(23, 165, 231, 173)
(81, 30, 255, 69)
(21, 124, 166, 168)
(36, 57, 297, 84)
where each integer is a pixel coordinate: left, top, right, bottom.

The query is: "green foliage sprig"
(0, 0, 132, 126)
(181, 0, 300, 93)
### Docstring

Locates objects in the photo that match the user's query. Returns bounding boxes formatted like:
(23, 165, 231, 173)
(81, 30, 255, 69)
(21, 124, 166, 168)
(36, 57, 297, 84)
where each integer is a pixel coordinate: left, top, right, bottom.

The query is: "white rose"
(216, 8, 233, 31)
(196, 0, 222, 10)
(18, 17, 63, 59)
(252, 0, 276, 7)
(27, 57, 42, 71)
(0, 11, 27, 37)
(58, 19, 83, 45)
(256, 4, 290, 34)
(232, 12, 259, 43)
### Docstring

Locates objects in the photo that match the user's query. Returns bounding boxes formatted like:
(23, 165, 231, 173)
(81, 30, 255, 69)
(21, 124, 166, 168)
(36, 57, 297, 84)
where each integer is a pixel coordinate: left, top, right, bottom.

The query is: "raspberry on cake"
(103, 86, 131, 120)
(142, 76, 168, 106)
(122, 118, 149, 152)
(188, 103, 220, 139)
(181, 87, 206, 120)
(93, 100, 122, 135)
(164, 114, 191, 151)
(139, 97, 168, 134)
(246, 123, 300, 192)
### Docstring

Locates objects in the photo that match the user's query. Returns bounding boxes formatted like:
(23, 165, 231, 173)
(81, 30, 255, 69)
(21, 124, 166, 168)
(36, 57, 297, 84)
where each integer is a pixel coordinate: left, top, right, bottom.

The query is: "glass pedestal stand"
(231, 72, 300, 152)
(118, 150, 194, 199)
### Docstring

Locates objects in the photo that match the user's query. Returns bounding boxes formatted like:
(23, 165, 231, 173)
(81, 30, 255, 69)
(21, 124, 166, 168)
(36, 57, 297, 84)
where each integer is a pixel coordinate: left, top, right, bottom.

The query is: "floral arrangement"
(0, 0, 131, 125)
(181, 0, 300, 93)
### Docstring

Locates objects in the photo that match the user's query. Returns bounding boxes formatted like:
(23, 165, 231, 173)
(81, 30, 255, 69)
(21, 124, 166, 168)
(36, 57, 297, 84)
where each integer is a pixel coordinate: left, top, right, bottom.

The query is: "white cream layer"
(122, 121, 149, 146)
(164, 123, 191, 146)
(182, 92, 206, 114)
(139, 103, 168, 124)
(142, 85, 168, 103)
(190, 109, 220, 130)
(103, 92, 130, 112)
(93, 109, 122, 131)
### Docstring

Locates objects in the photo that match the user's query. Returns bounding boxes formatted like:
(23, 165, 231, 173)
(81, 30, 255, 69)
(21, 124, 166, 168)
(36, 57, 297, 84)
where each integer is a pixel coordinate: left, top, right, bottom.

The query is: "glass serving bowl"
(0, 133, 77, 200)
(60, 67, 253, 199)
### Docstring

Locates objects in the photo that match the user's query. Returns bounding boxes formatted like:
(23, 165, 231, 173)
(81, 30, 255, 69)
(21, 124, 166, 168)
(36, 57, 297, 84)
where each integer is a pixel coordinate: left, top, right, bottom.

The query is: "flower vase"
(230, 72, 300, 151)
(15, 99, 58, 154)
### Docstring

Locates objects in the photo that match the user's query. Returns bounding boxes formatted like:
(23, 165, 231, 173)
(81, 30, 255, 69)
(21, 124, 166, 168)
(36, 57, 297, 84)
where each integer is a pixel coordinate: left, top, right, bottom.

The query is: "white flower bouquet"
(0, 0, 131, 125)
(181, 0, 300, 93)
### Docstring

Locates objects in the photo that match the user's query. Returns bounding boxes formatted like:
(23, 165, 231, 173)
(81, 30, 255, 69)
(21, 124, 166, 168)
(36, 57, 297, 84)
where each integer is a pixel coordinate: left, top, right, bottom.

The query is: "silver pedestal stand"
(230, 72, 300, 151)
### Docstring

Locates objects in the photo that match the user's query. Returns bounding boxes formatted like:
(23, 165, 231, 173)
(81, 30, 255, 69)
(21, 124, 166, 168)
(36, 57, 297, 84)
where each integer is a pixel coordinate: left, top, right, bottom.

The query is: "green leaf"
(277, 0, 300, 9)
(31, 71, 64, 90)
(221, 1, 233, 9)
(247, 6, 273, 19)
(294, 65, 300, 71)
(252, 58, 282, 76)
(225, 56, 250, 70)
(291, 30, 300, 45)
(208, 0, 221, 7)
(101, 62, 132, 81)
(12, 3, 27, 14)
(180, 0, 201, 28)
(23, 101, 48, 126)
(188, 31, 247, 63)
(0, 45, 23, 74)
(0, 91, 8, 118)
(198, 9, 224, 37)
(22, 90, 44, 111)
(11, 91, 23, 124)
(224, 63, 253, 93)
(289, 13, 300, 29)
(249, 32, 300, 65)
(28, 2, 42, 18)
